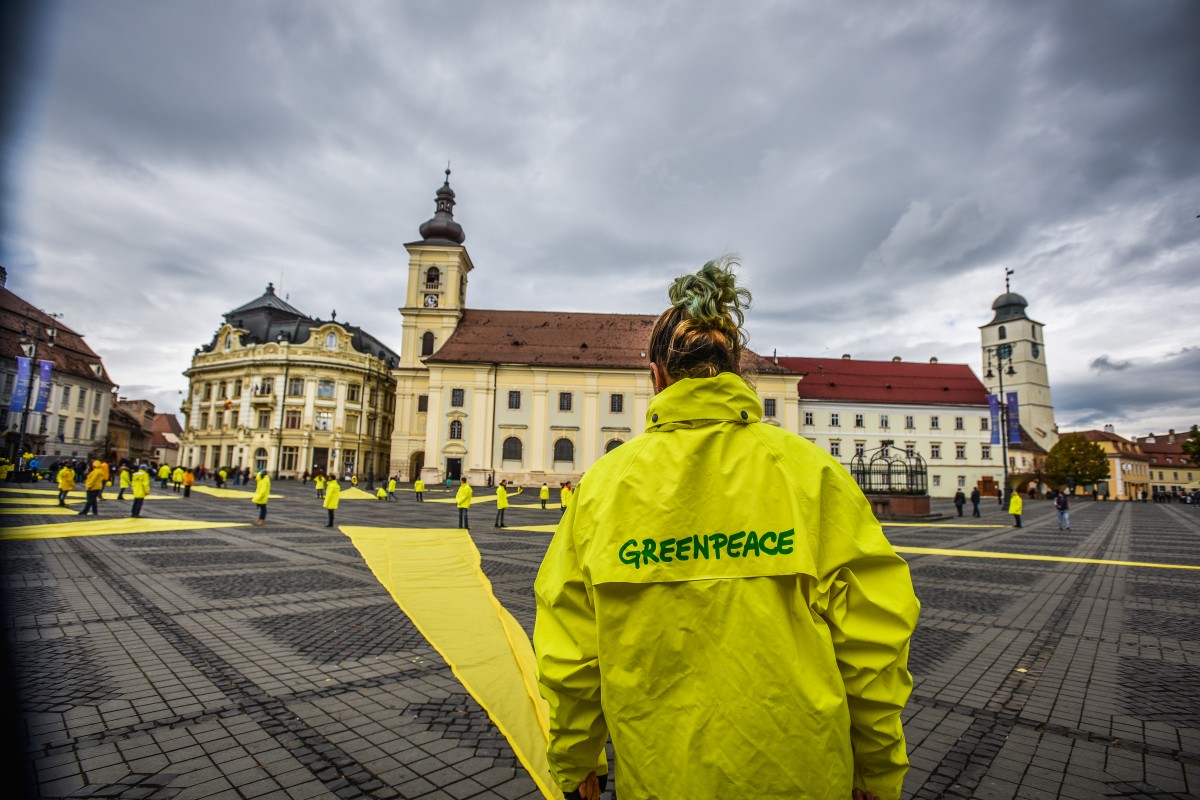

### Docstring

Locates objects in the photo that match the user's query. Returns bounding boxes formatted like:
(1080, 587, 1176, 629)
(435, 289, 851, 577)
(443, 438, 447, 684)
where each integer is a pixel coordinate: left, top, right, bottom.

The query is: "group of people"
(54, 460, 154, 518)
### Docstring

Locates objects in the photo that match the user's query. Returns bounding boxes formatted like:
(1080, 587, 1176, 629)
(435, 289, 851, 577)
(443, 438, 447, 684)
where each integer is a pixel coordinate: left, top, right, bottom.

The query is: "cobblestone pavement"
(2, 483, 1198, 799)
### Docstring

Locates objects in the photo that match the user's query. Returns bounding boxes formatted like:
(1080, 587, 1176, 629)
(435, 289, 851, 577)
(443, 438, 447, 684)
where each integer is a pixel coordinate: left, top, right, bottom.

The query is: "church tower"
(389, 170, 474, 480)
(979, 277, 1057, 453)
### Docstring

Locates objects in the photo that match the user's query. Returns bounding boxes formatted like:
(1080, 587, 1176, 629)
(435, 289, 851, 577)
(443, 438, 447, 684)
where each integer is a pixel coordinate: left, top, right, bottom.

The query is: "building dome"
(417, 169, 466, 245)
(989, 291, 1029, 323)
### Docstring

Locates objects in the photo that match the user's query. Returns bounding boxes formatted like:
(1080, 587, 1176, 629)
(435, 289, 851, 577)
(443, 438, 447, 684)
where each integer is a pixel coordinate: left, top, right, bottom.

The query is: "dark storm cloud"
(3, 0, 1198, 435)
(1058, 346, 1200, 430)
(1091, 356, 1132, 373)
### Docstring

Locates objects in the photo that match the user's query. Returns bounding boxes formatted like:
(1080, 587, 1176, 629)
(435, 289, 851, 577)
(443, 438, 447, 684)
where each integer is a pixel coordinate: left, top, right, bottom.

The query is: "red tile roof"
(1070, 430, 1151, 461)
(426, 309, 793, 374)
(1, 287, 115, 386)
(1134, 432, 1194, 468)
(776, 357, 988, 406)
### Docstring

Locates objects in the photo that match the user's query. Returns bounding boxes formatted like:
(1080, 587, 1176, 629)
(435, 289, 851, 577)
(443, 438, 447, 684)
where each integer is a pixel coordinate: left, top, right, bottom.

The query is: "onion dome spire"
(417, 168, 466, 245)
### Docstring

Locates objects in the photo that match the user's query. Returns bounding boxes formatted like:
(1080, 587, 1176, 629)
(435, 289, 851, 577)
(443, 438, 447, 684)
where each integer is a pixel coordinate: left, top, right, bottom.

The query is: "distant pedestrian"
(456, 478, 472, 529)
(494, 480, 509, 528)
(324, 478, 340, 527)
(375, 486, 388, 500)
(414, 477, 425, 501)
(252, 470, 270, 526)
(302, 470, 310, 485)
(1054, 491, 1070, 530)
(56, 463, 75, 506)
(560, 481, 573, 512)
(1008, 491, 1023, 528)
(315, 474, 325, 499)
(387, 477, 397, 501)
(117, 466, 131, 500)
(171, 466, 184, 493)
(157, 463, 171, 489)
(953, 489, 965, 517)
(217, 468, 227, 489)
(79, 460, 104, 516)
(183, 468, 194, 497)
(540, 483, 550, 510)
(130, 466, 150, 518)
(969, 487, 981, 517)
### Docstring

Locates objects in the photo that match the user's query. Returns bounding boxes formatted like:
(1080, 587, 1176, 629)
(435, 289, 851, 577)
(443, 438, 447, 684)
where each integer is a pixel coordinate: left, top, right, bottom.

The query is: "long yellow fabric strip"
(893, 545, 1200, 571)
(342, 526, 563, 800)
(0, 518, 247, 540)
(0, 506, 80, 516)
(189, 486, 284, 499)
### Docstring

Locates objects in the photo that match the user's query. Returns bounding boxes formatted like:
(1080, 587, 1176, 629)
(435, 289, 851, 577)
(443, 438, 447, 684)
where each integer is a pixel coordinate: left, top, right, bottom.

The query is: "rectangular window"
(830, 413, 840, 427)
(930, 415, 940, 429)
(507, 390, 521, 410)
(57, 418, 66, 438)
(804, 411, 814, 426)
(199, 445, 207, 465)
(89, 421, 98, 439)
(93, 393, 102, 414)
(611, 393, 625, 414)
(854, 414, 864, 428)
(417, 395, 429, 413)
(315, 411, 333, 431)
(1009, 456, 1016, 469)
(763, 398, 776, 417)
(284, 409, 302, 429)
(854, 442, 865, 457)
(202, 383, 212, 401)
(2, 373, 12, 396)
(199, 411, 210, 429)
(931, 443, 942, 459)
(61, 385, 70, 408)
(932, 475, 941, 488)
(905, 444, 915, 458)
(830, 440, 841, 457)
(345, 413, 359, 434)
(957, 475, 966, 488)
(559, 392, 573, 412)
(981, 445, 992, 460)
(230, 411, 239, 428)
(451, 388, 465, 407)
(316, 380, 335, 399)
(257, 410, 270, 428)
(233, 382, 242, 399)
(288, 378, 305, 396)
(348, 384, 361, 403)
(369, 387, 377, 405)
(280, 446, 299, 472)
(218, 383, 227, 399)
(980, 417, 989, 431)
(905, 415, 914, 430)
(880, 414, 889, 430)
(955, 416, 964, 431)
(73, 419, 83, 439)
(77, 389, 87, 412)
(955, 444, 966, 459)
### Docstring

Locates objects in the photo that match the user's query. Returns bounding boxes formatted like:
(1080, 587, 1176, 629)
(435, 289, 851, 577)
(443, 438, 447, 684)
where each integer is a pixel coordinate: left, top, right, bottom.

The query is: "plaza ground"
(2, 481, 1198, 799)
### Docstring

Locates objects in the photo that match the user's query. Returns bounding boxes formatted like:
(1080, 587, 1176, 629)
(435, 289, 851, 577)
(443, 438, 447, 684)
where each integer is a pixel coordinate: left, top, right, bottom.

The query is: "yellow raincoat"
(57, 466, 75, 492)
(496, 484, 509, 510)
(540, 484, 550, 501)
(535, 373, 919, 800)
(559, 485, 572, 509)
(323, 480, 341, 509)
(85, 462, 106, 491)
(158, 464, 171, 481)
(119, 469, 131, 489)
(456, 482, 473, 508)
(414, 479, 425, 493)
(171, 467, 184, 484)
(1008, 494, 1023, 515)
(132, 469, 151, 499)
(253, 474, 271, 505)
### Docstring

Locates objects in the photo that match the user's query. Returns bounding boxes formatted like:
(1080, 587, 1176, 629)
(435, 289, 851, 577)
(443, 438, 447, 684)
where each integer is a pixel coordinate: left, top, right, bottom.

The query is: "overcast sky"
(3, 0, 1198, 439)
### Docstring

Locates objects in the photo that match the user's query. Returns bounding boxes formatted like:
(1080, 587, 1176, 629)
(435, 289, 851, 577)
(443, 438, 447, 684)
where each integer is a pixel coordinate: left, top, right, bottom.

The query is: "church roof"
(426, 309, 792, 374)
(0, 285, 115, 386)
(776, 357, 988, 406)
(225, 283, 307, 318)
(413, 169, 466, 246)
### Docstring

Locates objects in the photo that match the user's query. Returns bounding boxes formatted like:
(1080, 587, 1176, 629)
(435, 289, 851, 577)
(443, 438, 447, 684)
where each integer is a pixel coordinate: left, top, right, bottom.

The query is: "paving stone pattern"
(2, 486, 1199, 798)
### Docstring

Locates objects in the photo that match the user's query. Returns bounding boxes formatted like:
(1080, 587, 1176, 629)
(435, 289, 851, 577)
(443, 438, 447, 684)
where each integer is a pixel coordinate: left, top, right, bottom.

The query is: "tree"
(1181, 424, 1200, 465)
(1045, 434, 1109, 489)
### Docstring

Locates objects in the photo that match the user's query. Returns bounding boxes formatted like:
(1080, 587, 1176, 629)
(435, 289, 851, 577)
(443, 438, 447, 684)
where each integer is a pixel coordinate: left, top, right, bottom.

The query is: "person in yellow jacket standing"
(535, 257, 919, 800)
(323, 477, 340, 527)
(130, 465, 151, 518)
(171, 466, 184, 493)
(252, 470, 271, 526)
(117, 465, 131, 501)
(558, 481, 572, 512)
(455, 478, 472, 529)
(414, 477, 425, 502)
(494, 480, 510, 528)
(56, 463, 75, 506)
(314, 473, 325, 499)
(182, 468, 195, 498)
(387, 476, 397, 501)
(539, 482, 549, 510)
(1008, 489, 1023, 528)
(157, 463, 171, 489)
(78, 461, 105, 516)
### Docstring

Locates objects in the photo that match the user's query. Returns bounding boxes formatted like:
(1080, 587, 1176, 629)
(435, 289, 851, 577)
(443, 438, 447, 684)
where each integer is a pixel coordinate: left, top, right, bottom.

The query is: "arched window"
(449, 420, 463, 440)
(325, 332, 338, 349)
(998, 325, 1007, 340)
(553, 438, 574, 463)
(425, 266, 440, 289)
(502, 437, 523, 461)
(224, 333, 232, 351)
(421, 332, 435, 356)
(254, 448, 268, 472)
(605, 439, 624, 453)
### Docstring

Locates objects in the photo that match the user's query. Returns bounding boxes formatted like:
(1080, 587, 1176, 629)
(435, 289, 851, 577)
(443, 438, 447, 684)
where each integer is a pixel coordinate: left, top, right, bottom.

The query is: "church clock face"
(1031, 343, 1040, 359)
(423, 294, 438, 308)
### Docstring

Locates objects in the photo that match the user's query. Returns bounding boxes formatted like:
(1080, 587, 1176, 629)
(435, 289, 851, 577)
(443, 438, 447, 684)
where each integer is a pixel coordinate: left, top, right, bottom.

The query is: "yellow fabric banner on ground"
(343, 526, 565, 800)
(0, 506, 80, 516)
(335, 487, 380, 500)
(0, 518, 247, 541)
(893, 545, 1200, 571)
(190, 486, 283, 499)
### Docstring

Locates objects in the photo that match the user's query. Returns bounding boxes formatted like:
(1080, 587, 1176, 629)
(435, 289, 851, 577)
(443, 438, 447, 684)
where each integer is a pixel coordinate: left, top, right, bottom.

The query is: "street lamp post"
(15, 311, 59, 472)
(985, 345, 1017, 501)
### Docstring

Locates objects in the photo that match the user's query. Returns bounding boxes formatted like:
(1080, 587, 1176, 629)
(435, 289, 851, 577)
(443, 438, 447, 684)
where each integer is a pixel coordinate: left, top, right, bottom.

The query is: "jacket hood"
(645, 372, 762, 430)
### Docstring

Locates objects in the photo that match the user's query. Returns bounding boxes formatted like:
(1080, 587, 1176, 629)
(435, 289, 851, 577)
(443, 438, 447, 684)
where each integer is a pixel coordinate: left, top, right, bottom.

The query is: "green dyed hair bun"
(668, 254, 752, 333)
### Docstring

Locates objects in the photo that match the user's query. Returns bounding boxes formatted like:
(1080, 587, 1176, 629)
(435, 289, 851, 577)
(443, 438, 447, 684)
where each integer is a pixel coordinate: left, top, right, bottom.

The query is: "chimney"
(1104, 424, 1115, 434)
(1168, 429, 1175, 443)
(0, 265, 6, 288)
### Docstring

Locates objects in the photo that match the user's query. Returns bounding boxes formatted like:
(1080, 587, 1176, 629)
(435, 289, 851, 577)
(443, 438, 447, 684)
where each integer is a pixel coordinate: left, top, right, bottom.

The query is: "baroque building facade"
(387, 173, 799, 486)
(181, 286, 398, 480)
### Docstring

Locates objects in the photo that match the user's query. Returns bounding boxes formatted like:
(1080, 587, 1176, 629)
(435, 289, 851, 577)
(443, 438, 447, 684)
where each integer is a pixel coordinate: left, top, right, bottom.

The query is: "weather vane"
(1004, 268, 1014, 293)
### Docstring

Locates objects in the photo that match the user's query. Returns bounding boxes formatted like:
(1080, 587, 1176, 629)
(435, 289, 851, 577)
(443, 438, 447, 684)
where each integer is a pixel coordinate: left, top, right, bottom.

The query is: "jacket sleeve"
(534, 504, 608, 792)
(818, 471, 920, 800)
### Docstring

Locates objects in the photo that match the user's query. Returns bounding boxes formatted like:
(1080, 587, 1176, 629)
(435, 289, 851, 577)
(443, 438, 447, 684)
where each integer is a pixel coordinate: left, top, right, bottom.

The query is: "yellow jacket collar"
(645, 373, 762, 430)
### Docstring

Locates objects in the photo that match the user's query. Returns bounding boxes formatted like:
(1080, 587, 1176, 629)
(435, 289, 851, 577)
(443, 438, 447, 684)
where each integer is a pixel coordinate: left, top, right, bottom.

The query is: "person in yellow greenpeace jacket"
(455, 478, 472, 529)
(559, 482, 572, 512)
(171, 466, 184, 493)
(414, 477, 425, 502)
(130, 466, 151, 518)
(494, 480, 510, 528)
(252, 470, 271, 526)
(118, 466, 131, 500)
(323, 478, 340, 527)
(78, 461, 105, 516)
(56, 464, 75, 506)
(1008, 490, 1023, 528)
(535, 257, 919, 800)
(387, 476, 397, 501)
(157, 463, 171, 489)
(539, 482, 550, 509)
(182, 469, 195, 497)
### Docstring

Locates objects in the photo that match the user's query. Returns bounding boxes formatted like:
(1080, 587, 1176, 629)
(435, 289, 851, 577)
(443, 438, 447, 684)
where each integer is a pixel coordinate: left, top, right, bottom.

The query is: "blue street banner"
(1006, 391, 1022, 444)
(987, 394, 1001, 445)
(32, 360, 53, 413)
(8, 357, 31, 412)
